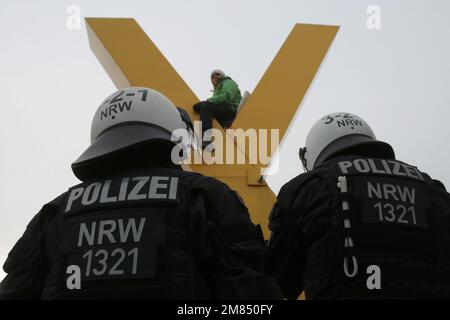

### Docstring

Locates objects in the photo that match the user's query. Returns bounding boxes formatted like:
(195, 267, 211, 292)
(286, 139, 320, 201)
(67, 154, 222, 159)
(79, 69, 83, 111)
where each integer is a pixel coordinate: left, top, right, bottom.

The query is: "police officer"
(265, 112, 450, 299)
(0, 87, 281, 299)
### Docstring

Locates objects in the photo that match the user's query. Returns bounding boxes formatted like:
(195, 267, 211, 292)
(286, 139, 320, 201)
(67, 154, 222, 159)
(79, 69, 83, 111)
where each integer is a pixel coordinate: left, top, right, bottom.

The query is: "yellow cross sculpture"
(85, 18, 339, 237)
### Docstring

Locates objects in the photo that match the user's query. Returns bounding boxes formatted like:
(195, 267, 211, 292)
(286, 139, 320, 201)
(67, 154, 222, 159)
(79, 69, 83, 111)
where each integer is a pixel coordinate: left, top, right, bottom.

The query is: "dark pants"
(193, 101, 236, 140)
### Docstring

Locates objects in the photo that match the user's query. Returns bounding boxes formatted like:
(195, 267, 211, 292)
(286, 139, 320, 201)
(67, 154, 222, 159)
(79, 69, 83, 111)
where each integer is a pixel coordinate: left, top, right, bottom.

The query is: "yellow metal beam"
(232, 24, 339, 166)
(85, 18, 338, 238)
(86, 18, 198, 110)
(233, 24, 339, 139)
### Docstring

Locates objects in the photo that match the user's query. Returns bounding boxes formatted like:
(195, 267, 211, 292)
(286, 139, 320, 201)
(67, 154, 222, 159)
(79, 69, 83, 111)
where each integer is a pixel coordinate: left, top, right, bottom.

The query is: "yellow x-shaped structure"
(85, 18, 339, 237)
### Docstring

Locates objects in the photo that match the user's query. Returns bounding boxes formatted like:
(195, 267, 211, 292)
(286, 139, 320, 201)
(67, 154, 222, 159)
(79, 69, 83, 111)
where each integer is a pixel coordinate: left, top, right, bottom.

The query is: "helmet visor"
(72, 123, 176, 177)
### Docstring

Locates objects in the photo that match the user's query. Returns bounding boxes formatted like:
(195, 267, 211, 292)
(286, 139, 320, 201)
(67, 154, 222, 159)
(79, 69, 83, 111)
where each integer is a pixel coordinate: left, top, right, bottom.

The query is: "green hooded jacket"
(207, 77, 242, 112)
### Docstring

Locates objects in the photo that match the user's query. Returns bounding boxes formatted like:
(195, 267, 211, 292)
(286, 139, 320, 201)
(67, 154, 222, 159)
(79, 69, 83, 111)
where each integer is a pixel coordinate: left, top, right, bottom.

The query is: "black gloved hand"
(193, 101, 203, 113)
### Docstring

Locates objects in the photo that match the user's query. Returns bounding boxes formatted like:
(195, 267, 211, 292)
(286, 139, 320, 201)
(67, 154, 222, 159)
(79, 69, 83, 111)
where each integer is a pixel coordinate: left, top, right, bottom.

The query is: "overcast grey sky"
(1, 0, 450, 281)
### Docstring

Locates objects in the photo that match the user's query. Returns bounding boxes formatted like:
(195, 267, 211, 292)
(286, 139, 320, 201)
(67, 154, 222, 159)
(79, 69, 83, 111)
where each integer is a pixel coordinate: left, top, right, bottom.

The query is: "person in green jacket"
(193, 69, 241, 148)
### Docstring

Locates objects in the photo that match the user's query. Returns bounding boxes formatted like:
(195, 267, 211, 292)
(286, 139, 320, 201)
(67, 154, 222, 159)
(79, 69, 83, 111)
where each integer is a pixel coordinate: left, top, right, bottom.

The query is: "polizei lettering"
(65, 176, 179, 213)
(338, 158, 424, 181)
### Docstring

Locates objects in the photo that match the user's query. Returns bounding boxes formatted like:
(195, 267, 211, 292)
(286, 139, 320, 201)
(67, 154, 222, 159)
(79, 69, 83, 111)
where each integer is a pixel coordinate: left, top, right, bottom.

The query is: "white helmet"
(210, 69, 226, 79)
(72, 87, 187, 180)
(299, 112, 394, 171)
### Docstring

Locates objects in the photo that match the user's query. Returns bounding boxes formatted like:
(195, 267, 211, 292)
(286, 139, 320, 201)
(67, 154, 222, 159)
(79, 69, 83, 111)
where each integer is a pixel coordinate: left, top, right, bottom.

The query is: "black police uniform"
(0, 167, 281, 299)
(265, 154, 450, 299)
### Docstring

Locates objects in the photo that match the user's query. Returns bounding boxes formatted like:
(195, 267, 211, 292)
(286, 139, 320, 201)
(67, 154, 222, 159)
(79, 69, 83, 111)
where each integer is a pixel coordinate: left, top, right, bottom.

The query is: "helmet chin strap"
(299, 147, 309, 172)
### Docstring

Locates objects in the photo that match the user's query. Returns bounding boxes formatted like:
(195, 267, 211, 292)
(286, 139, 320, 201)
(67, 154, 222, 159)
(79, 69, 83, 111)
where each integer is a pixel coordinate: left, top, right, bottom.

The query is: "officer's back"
(265, 112, 450, 299)
(0, 87, 281, 299)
